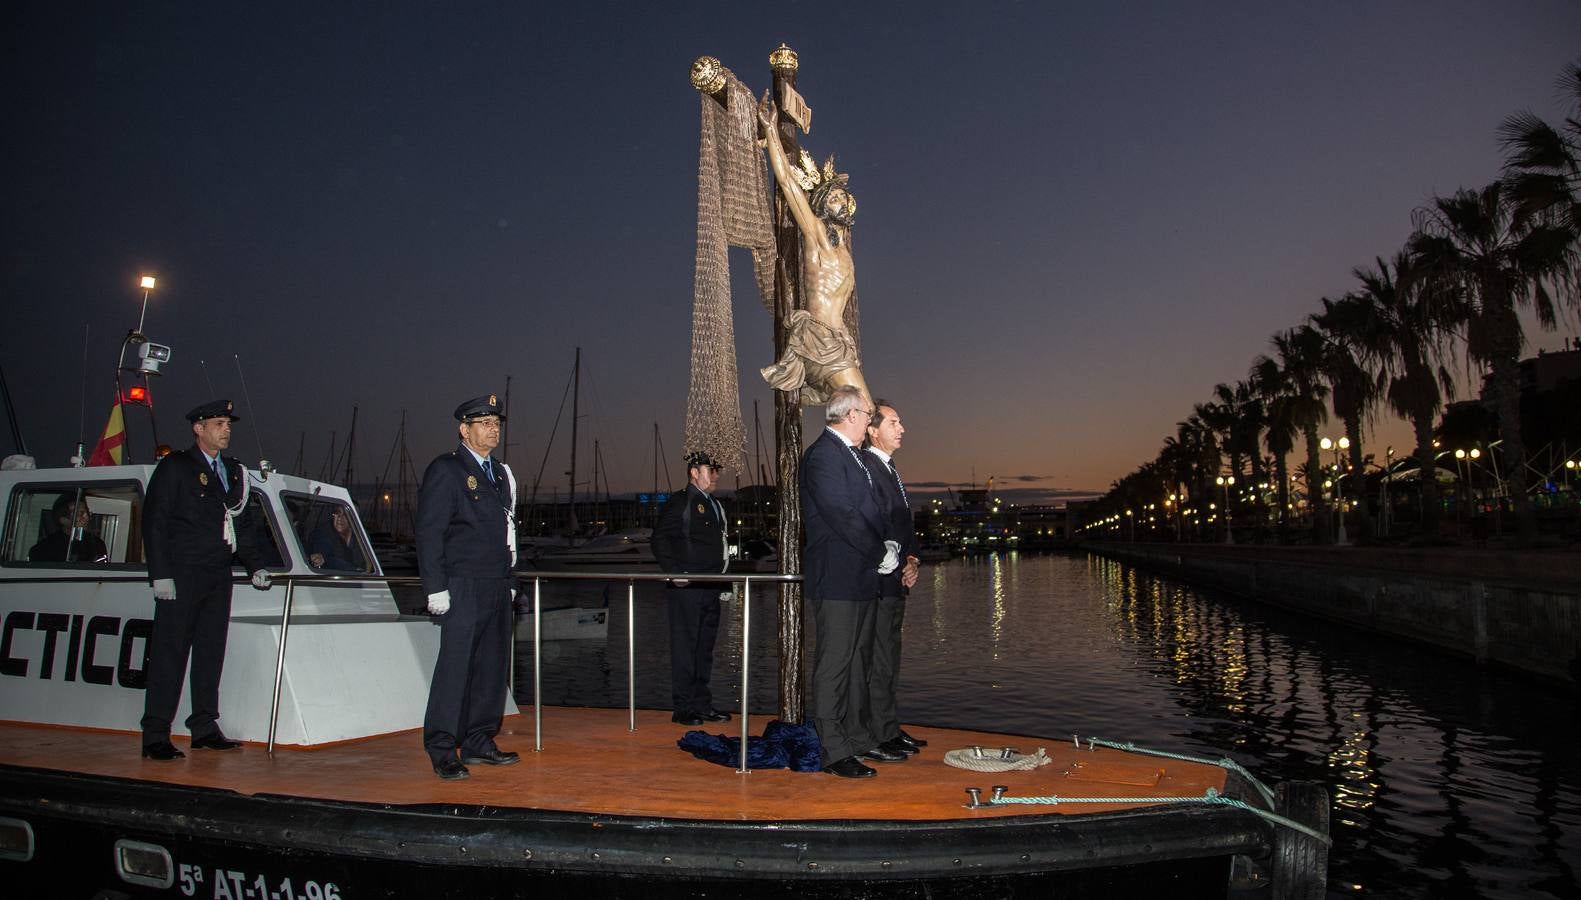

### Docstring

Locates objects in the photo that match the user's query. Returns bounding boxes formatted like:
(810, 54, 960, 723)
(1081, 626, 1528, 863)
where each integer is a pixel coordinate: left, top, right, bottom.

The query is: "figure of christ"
(757, 99, 873, 408)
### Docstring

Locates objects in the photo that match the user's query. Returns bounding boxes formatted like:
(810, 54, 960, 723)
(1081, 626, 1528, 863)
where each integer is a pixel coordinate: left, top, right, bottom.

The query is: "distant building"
(1479, 346, 1581, 406)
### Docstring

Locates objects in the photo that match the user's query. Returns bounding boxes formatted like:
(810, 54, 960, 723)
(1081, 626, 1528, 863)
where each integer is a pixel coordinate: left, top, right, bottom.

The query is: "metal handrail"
(262, 569, 801, 772)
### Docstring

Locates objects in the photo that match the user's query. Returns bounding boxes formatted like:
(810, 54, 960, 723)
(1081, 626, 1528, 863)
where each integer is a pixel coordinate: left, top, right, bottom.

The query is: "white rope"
(942, 746, 1052, 772)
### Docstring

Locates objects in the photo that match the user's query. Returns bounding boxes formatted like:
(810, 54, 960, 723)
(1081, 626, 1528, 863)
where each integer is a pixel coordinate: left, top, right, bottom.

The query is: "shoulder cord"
(222, 463, 251, 551)
(500, 462, 519, 564)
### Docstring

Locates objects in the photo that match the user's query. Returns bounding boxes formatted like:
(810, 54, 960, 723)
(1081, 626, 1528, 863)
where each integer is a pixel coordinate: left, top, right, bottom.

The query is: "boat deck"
(0, 708, 1226, 821)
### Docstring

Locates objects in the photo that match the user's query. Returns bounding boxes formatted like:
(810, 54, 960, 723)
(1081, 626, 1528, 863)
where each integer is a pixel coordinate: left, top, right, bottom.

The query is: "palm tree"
(1261, 326, 1330, 541)
(1353, 252, 1456, 540)
(1251, 354, 1297, 541)
(1408, 182, 1578, 542)
(1312, 295, 1383, 542)
(1500, 60, 1581, 232)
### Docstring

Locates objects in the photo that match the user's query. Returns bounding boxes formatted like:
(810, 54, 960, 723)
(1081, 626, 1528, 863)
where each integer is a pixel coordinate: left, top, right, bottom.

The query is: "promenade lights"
(1381, 446, 1395, 538)
(1319, 436, 1351, 545)
(1214, 475, 1235, 544)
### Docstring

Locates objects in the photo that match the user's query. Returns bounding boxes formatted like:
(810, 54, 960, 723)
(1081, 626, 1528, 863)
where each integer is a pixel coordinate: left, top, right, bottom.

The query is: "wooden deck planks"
(0, 709, 1227, 822)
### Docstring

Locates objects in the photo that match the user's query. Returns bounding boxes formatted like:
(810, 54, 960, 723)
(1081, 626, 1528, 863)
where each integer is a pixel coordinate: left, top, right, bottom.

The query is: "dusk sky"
(6, 3, 1579, 506)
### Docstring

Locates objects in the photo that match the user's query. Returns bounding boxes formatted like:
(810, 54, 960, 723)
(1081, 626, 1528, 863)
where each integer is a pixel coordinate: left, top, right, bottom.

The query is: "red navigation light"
(124, 385, 150, 405)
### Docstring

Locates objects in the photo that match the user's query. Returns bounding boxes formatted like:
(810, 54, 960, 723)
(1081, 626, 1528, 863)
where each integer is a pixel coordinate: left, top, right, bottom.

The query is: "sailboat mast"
(502, 374, 512, 468)
(568, 347, 580, 541)
(343, 404, 358, 497)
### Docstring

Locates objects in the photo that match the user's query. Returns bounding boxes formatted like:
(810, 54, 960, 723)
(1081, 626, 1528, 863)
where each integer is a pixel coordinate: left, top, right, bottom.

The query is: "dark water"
(514, 553, 1581, 899)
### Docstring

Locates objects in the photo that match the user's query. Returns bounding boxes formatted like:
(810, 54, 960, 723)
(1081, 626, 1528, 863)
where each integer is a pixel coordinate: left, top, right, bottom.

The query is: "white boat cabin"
(0, 461, 503, 746)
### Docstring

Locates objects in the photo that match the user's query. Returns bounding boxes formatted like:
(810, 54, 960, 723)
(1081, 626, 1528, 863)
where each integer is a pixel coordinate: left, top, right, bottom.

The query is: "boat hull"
(3, 764, 1253, 898)
(0, 708, 1321, 898)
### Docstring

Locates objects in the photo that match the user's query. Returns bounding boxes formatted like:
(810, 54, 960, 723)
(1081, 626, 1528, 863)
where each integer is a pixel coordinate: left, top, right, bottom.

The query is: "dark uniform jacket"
(29, 530, 109, 563)
(652, 484, 727, 575)
(143, 446, 263, 580)
(863, 448, 918, 597)
(801, 428, 885, 601)
(416, 446, 512, 595)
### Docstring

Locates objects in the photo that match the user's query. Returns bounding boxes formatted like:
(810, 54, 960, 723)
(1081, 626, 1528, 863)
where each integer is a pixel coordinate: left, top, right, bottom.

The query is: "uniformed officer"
(652, 450, 731, 726)
(140, 399, 272, 760)
(417, 393, 520, 780)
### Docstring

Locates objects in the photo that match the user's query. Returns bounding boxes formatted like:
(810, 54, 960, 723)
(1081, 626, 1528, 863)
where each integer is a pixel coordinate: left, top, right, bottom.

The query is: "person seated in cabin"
(28, 493, 109, 563)
(307, 506, 368, 572)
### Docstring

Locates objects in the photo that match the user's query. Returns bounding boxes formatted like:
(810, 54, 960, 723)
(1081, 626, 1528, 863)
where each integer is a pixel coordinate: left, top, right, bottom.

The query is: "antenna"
(77, 324, 90, 464)
(0, 362, 29, 457)
(233, 354, 266, 461)
(199, 359, 217, 398)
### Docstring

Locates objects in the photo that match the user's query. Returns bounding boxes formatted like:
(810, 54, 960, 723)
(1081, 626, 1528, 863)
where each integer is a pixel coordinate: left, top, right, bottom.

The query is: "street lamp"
(1215, 475, 1235, 544)
(1320, 436, 1350, 545)
(1380, 446, 1395, 538)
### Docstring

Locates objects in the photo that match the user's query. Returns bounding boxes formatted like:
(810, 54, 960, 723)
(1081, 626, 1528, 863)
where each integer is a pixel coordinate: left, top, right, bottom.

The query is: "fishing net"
(687, 68, 775, 469)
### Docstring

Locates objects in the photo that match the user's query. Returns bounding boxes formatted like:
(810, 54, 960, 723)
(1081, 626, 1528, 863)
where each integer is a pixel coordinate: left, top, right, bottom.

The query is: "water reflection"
(513, 554, 1580, 898)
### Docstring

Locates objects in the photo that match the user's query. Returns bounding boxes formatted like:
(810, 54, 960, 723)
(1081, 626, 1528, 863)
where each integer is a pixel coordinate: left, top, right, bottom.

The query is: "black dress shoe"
(822, 757, 877, 778)
(880, 737, 918, 756)
(190, 732, 241, 751)
(860, 745, 907, 762)
(432, 758, 470, 780)
(898, 729, 928, 749)
(141, 741, 184, 761)
(461, 748, 520, 766)
(699, 709, 732, 723)
(671, 712, 705, 726)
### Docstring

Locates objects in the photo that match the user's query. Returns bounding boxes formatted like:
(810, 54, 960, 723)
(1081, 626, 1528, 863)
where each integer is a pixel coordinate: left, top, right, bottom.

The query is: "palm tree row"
(1083, 61, 1581, 546)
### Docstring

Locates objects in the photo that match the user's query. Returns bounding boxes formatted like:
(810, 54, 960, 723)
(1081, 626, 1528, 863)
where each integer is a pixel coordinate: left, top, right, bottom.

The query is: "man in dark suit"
(140, 399, 272, 760)
(653, 450, 732, 726)
(801, 385, 902, 778)
(417, 394, 520, 780)
(862, 400, 927, 759)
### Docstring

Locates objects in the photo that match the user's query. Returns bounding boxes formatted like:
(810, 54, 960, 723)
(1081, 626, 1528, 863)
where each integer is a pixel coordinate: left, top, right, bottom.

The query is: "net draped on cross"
(687, 69, 864, 468)
(687, 68, 775, 470)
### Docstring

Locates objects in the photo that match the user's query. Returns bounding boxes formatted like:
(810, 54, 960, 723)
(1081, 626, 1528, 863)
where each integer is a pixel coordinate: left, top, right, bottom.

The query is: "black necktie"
(212, 457, 228, 492)
(483, 458, 496, 483)
(888, 460, 908, 506)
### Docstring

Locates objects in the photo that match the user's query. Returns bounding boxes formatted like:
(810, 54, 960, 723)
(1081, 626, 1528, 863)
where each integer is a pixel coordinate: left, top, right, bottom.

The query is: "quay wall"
(1079, 542, 1581, 688)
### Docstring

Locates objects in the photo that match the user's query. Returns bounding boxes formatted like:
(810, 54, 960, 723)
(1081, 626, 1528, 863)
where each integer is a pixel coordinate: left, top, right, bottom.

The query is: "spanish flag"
(87, 403, 126, 466)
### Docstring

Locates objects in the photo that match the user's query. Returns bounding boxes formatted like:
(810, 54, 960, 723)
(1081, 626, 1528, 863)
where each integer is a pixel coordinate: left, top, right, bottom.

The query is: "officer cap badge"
(454, 393, 507, 422)
(186, 398, 240, 423)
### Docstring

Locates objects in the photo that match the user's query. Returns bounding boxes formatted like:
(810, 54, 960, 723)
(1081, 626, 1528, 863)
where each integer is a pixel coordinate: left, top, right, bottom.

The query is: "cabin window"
(1, 482, 145, 566)
(234, 492, 288, 571)
(281, 493, 373, 574)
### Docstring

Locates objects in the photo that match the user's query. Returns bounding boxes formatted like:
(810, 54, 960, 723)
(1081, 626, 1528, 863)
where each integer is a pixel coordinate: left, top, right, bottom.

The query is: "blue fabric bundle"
(676, 719, 823, 772)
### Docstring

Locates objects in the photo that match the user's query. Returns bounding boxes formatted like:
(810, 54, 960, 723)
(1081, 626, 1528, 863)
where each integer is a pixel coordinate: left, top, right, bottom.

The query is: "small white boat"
(513, 602, 609, 641)
(529, 528, 657, 571)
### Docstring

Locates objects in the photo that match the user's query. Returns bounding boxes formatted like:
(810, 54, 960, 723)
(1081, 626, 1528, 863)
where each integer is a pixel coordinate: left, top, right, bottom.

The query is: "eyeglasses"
(851, 408, 874, 420)
(466, 417, 502, 428)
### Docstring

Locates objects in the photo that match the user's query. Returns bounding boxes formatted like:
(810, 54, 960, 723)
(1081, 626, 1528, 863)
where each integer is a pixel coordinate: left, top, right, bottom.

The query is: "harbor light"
(136, 274, 157, 334)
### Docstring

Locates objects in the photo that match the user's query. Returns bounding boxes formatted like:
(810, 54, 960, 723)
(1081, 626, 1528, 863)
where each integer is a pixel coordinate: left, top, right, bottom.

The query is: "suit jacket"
(144, 445, 263, 580)
(801, 428, 885, 601)
(863, 448, 918, 597)
(652, 484, 727, 575)
(416, 445, 513, 595)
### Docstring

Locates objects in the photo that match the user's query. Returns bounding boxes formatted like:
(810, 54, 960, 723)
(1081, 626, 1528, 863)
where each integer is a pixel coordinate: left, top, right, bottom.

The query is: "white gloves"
(152, 578, 177, 600)
(251, 570, 272, 590)
(877, 540, 900, 574)
(671, 578, 690, 587)
(427, 590, 451, 615)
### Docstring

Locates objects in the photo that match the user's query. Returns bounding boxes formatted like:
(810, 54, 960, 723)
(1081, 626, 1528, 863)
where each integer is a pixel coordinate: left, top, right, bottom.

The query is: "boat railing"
(265, 570, 800, 772)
